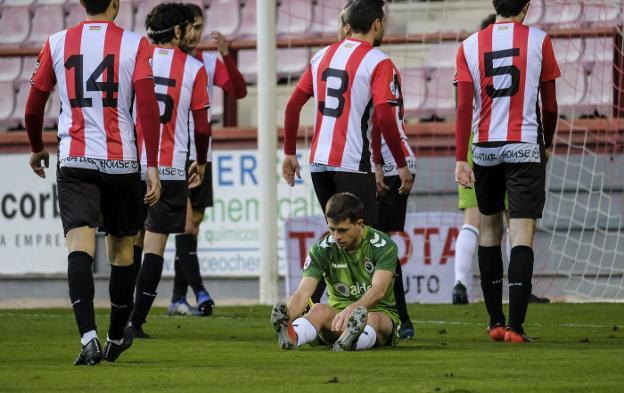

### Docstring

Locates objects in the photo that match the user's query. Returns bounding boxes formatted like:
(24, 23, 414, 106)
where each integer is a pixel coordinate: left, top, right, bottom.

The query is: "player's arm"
(133, 38, 161, 205)
(371, 112, 389, 196)
(286, 276, 319, 321)
(453, 44, 475, 188)
(188, 67, 212, 189)
(210, 31, 247, 99)
(25, 39, 56, 178)
(282, 65, 313, 186)
(539, 35, 561, 156)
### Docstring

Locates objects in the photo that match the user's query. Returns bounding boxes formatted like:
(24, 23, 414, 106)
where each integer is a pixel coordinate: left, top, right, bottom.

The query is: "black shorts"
(311, 171, 378, 226)
(189, 162, 213, 209)
(56, 166, 143, 236)
(472, 142, 546, 219)
(142, 180, 189, 234)
(376, 175, 412, 232)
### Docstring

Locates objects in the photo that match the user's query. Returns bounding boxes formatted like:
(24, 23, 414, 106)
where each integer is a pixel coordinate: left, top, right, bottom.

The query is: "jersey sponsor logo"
(332, 282, 372, 297)
(472, 143, 541, 167)
(333, 283, 351, 297)
(381, 157, 417, 176)
(59, 157, 139, 174)
(369, 232, 387, 248)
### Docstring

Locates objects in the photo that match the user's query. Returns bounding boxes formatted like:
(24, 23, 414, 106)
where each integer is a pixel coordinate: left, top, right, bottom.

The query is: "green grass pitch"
(0, 303, 622, 392)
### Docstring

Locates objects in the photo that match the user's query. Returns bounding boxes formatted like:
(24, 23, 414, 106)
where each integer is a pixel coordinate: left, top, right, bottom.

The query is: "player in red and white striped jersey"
(129, 3, 212, 338)
(164, 3, 248, 318)
(454, 0, 560, 343)
(283, 0, 413, 228)
(24, 0, 162, 365)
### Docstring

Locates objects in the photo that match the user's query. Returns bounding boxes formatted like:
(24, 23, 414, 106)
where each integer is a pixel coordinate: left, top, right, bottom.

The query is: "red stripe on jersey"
(327, 44, 370, 166)
(64, 26, 86, 157)
(103, 25, 123, 159)
(477, 26, 493, 143)
(309, 44, 340, 162)
(507, 24, 529, 141)
(159, 50, 187, 167)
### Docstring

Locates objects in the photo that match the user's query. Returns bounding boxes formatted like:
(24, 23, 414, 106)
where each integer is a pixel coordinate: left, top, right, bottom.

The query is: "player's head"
(81, 0, 119, 19)
(338, 6, 351, 40)
(493, 0, 530, 21)
(184, 3, 205, 52)
(342, 0, 385, 47)
(481, 13, 497, 29)
(325, 193, 365, 250)
(145, 3, 192, 47)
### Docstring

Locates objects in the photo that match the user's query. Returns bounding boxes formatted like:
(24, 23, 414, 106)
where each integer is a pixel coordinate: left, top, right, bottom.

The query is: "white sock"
(292, 317, 317, 347)
(107, 335, 123, 345)
(355, 325, 377, 350)
(454, 224, 479, 287)
(504, 228, 512, 263)
(81, 330, 98, 346)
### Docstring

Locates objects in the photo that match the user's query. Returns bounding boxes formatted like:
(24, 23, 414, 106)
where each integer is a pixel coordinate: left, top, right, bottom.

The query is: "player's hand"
(209, 32, 229, 56)
(144, 167, 161, 206)
(375, 164, 389, 198)
(397, 166, 414, 195)
(331, 305, 356, 333)
(455, 161, 475, 189)
(187, 161, 206, 189)
(29, 148, 49, 178)
(282, 155, 301, 186)
(545, 146, 553, 162)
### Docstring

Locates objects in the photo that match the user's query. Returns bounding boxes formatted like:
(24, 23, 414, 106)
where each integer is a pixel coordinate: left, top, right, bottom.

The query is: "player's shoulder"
(310, 45, 332, 64)
(186, 53, 205, 71)
(311, 233, 336, 254)
(365, 46, 390, 64)
(527, 25, 549, 44)
(365, 227, 395, 251)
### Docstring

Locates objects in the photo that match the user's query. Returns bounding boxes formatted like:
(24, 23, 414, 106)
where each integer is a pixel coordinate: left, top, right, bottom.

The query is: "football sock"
(310, 280, 326, 303)
(292, 317, 317, 347)
(132, 245, 142, 285)
(455, 224, 479, 287)
(175, 234, 206, 296)
(508, 246, 534, 333)
(393, 261, 411, 324)
(355, 325, 377, 350)
(131, 253, 164, 328)
(81, 330, 98, 346)
(478, 246, 505, 327)
(172, 243, 188, 302)
(68, 251, 96, 336)
(108, 264, 135, 341)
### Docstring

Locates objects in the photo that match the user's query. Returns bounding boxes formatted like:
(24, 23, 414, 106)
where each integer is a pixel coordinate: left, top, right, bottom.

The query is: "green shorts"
(458, 184, 479, 209)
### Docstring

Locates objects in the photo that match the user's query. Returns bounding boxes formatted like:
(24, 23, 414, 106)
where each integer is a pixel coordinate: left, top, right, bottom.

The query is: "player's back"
(138, 46, 206, 178)
(308, 39, 390, 172)
(456, 21, 560, 145)
(38, 21, 152, 162)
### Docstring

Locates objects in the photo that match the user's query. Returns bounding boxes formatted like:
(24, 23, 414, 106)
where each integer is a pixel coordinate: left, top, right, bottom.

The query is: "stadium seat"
(421, 67, 455, 117)
(0, 57, 22, 82)
(237, 0, 255, 38)
(26, 4, 65, 44)
(134, 1, 161, 37)
(580, 2, 621, 25)
(425, 42, 457, 69)
(557, 63, 587, 108)
(0, 82, 15, 123)
(277, 47, 309, 78)
(580, 61, 612, 109)
(66, 2, 134, 31)
(552, 38, 584, 64)
(35, 0, 65, 4)
(0, 6, 31, 44)
(541, 2, 582, 25)
(523, 0, 543, 26)
(9, 80, 31, 127)
(309, 0, 347, 36)
(17, 56, 37, 82)
(204, 0, 240, 38)
(237, 49, 257, 83)
(1, 0, 35, 5)
(402, 68, 427, 113)
(582, 38, 614, 64)
(64, 3, 83, 29)
(277, 0, 312, 36)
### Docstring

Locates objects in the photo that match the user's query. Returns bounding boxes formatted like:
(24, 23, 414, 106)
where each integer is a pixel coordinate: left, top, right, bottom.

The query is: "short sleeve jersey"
(454, 21, 561, 145)
(297, 38, 403, 173)
(303, 226, 398, 315)
(30, 21, 153, 162)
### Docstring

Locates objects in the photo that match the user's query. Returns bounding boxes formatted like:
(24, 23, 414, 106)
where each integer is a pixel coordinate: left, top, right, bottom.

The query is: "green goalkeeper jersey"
(302, 226, 398, 316)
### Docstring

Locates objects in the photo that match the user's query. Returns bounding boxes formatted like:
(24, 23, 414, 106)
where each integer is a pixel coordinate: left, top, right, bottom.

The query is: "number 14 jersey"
(454, 21, 561, 145)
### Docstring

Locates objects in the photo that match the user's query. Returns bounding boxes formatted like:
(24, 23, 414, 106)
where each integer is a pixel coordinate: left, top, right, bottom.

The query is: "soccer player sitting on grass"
(272, 193, 401, 351)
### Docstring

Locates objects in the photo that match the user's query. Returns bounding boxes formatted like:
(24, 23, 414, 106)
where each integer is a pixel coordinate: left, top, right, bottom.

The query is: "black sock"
(175, 234, 206, 297)
(393, 261, 411, 324)
(131, 253, 164, 327)
(508, 246, 534, 333)
(68, 251, 96, 336)
(311, 280, 326, 303)
(132, 245, 142, 286)
(108, 264, 135, 340)
(478, 246, 505, 327)
(172, 253, 188, 302)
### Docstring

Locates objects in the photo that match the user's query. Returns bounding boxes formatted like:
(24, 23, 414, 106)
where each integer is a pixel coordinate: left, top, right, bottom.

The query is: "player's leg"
(57, 166, 102, 365)
(453, 207, 480, 304)
(357, 311, 397, 350)
(376, 175, 413, 339)
(168, 201, 199, 316)
(473, 161, 507, 340)
(334, 171, 378, 227)
(294, 303, 340, 348)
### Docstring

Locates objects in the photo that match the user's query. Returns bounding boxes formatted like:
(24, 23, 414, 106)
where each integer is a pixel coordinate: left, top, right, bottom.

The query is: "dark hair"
(83, 0, 112, 15)
(343, 0, 385, 34)
(186, 2, 203, 19)
(481, 13, 497, 29)
(325, 193, 364, 224)
(145, 3, 191, 44)
(493, 0, 529, 18)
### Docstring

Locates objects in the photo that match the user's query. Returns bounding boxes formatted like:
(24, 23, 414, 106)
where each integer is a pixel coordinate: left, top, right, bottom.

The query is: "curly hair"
(145, 3, 190, 44)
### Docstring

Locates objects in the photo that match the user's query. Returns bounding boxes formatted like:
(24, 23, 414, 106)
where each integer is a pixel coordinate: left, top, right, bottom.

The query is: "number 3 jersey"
(302, 226, 398, 316)
(30, 21, 153, 163)
(297, 38, 403, 173)
(136, 46, 209, 179)
(454, 21, 561, 145)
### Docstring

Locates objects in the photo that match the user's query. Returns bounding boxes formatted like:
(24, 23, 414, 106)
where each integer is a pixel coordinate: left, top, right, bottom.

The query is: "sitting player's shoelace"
(271, 302, 295, 350)
(333, 306, 368, 352)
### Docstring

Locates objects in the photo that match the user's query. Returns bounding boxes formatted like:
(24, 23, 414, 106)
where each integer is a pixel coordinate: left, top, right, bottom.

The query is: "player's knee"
(308, 303, 333, 318)
(183, 222, 200, 236)
(109, 248, 133, 267)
